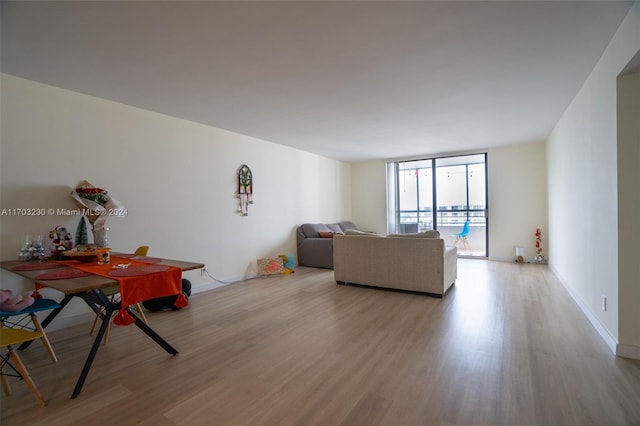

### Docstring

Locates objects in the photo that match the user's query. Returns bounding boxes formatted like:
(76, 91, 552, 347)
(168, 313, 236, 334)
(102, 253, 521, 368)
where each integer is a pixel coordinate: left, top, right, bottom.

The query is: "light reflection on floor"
(449, 259, 502, 344)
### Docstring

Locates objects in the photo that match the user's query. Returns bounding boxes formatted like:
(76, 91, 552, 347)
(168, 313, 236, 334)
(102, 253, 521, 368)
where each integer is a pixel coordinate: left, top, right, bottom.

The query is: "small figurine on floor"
(535, 228, 545, 263)
(0, 289, 34, 312)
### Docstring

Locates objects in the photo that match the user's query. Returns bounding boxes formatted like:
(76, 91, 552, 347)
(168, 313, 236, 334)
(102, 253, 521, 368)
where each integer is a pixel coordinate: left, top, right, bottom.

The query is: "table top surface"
(1, 256, 205, 294)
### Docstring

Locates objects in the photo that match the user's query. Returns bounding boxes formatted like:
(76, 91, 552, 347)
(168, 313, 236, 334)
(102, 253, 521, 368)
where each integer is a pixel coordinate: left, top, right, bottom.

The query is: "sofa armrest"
(443, 245, 458, 293)
(298, 238, 335, 269)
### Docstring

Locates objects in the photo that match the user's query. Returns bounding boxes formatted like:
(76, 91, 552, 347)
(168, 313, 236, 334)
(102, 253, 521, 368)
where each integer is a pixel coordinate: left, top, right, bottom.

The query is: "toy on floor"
(0, 289, 34, 312)
(278, 254, 295, 274)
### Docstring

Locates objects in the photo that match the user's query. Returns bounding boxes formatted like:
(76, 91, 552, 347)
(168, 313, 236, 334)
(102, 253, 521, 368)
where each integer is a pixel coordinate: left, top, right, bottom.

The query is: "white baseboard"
(488, 255, 547, 264)
(548, 264, 619, 356)
(617, 344, 640, 360)
(191, 273, 256, 295)
(192, 280, 233, 294)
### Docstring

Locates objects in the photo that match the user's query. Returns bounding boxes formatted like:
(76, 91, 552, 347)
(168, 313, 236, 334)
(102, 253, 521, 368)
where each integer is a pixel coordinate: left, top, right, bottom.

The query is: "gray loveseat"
(333, 231, 457, 297)
(296, 221, 359, 269)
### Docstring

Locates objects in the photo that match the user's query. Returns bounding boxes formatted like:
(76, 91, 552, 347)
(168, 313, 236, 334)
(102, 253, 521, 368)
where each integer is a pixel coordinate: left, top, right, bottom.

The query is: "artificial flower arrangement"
(71, 180, 126, 231)
(76, 186, 109, 207)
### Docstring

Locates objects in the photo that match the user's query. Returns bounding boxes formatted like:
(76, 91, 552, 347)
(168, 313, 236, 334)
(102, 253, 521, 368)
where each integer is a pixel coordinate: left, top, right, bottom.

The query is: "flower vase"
(92, 228, 109, 248)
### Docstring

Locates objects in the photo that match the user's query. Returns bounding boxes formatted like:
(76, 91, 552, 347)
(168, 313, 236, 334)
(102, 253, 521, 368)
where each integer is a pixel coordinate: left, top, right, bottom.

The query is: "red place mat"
(35, 269, 92, 280)
(131, 256, 162, 264)
(109, 265, 170, 277)
(12, 262, 66, 271)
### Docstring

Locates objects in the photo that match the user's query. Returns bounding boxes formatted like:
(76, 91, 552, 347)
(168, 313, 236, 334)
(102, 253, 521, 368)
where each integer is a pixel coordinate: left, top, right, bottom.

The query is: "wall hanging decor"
(237, 164, 253, 216)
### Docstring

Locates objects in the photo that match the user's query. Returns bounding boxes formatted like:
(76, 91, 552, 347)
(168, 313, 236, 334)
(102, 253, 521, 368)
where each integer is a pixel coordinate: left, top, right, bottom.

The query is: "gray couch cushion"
(388, 230, 441, 238)
(339, 221, 358, 232)
(301, 223, 333, 238)
(326, 223, 344, 233)
(344, 229, 385, 237)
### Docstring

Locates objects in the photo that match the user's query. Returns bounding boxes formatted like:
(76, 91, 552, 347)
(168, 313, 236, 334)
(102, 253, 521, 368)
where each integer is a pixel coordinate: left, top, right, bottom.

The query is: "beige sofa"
(333, 232, 457, 297)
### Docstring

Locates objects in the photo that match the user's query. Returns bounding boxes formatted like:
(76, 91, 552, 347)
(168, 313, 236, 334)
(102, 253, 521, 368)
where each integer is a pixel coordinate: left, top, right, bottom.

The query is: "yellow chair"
(134, 246, 149, 256)
(0, 298, 61, 363)
(89, 245, 149, 343)
(0, 327, 46, 407)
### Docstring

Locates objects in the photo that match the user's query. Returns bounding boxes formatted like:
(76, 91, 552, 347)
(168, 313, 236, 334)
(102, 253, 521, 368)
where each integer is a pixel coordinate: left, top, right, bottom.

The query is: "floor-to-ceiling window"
(388, 153, 488, 257)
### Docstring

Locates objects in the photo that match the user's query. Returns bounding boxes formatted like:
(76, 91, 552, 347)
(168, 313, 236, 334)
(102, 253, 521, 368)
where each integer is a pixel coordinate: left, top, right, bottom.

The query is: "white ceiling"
(1, 1, 634, 162)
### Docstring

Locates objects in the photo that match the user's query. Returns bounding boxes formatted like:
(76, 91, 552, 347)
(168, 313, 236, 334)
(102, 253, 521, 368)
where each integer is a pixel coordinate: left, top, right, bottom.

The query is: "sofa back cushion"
(301, 223, 333, 238)
(326, 223, 344, 233)
(338, 221, 358, 232)
(344, 229, 385, 237)
(388, 230, 441, 239)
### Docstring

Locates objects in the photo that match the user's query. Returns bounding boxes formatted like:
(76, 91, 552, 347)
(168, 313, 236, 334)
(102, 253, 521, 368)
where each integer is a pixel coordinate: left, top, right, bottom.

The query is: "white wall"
(351, 161, 388, 234)
(488, 143, 548, 262)
(546, 2, 640, 356)
(0, 74, 352, 325)
(350, 142, 548, 261)
(617, 71, 640, 353)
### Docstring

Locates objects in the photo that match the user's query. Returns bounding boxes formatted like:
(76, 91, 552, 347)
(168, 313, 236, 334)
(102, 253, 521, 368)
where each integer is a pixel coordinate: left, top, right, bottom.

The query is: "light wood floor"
(2, 259, 640, 425)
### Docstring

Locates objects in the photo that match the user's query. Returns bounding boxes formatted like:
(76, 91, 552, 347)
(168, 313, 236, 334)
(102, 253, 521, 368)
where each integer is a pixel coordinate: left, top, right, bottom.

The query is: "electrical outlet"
(602, 296, 607, 312)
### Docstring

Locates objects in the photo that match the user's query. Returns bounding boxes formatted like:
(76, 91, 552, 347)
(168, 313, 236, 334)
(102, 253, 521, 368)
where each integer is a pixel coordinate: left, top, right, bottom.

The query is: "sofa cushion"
(301, 223, 333, 238)
(388, 230, 441, 239)
(344, 229, 385, 237)
(422, 230, 440, 238)
(326, 223, 343, 233)
(339, 221, 358, 232)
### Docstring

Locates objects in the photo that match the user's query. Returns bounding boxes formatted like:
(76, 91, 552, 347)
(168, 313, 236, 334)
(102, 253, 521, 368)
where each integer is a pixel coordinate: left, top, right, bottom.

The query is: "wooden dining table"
(0, 254, 204, 399)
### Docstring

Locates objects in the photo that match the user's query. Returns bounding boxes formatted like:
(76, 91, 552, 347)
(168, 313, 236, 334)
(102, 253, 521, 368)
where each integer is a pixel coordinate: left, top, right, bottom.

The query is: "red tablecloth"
(55, 256, 187, 324)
